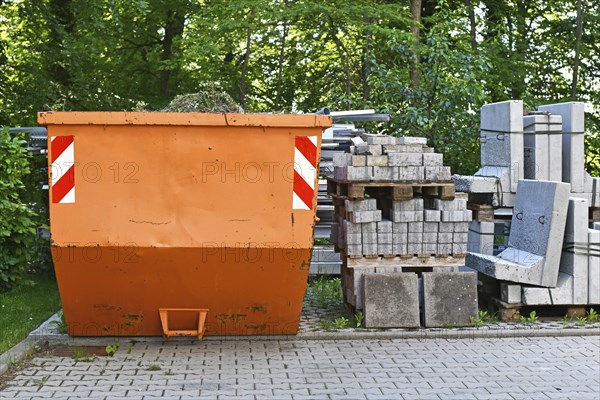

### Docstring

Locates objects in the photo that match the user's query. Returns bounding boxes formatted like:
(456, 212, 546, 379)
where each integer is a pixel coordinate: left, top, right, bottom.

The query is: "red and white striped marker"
(50, 136, 75, 204)
(293, 135, 318, 210)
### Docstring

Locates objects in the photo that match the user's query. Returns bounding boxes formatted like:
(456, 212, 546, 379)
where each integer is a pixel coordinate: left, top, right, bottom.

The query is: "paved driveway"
(1, 336, 599, 399)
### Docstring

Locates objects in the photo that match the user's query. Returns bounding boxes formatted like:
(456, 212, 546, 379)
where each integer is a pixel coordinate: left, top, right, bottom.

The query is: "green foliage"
(1, 0, 599, 175)
(105, 343, 119, 357)
(519, 311, 539, 324)
(308, 276, 342, 308)
(50, 310, 68, 334)
(587, 308, 599, 323)
(0, 271, 61, 354)
(354, 312, 364, 328)
(334, 316, 349, 329)
(146, 363, 161, 371)
(0, 128, 38, 291)
(470, 310, 498, 328)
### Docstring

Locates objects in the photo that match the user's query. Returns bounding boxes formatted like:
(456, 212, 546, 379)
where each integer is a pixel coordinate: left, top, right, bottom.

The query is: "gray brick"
(370, 166, 393, 181)
(424, 209, 441, 221)
(366, 155, 389, 166)
(376, 220, 393, 233)
(387, 152, 423, 166)
(345, 198, 377, 212)
(351, 155, 366, 166)
(422, 153, 443, 166)
(394, 166, 424, 181)
(349, 210, 382, 223)
(423, 232, 438, 243)
(408, 222, 424, 232)
(392, 211, 423, 223)
(423, 222, 439, 232)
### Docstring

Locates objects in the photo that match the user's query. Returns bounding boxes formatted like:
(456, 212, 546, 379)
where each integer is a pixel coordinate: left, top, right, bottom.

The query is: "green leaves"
(0, 128, 38, 292)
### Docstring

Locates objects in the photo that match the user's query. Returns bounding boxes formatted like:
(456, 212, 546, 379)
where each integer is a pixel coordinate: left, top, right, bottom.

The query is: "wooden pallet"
(468, 202, 495, 222)
(326, 177, 455, 201)
(486, 297, 596, 322)
(344, 254, 465, 267)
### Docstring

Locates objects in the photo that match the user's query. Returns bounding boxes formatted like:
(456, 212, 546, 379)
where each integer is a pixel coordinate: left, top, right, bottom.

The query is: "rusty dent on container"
(39, 112, 331, 337)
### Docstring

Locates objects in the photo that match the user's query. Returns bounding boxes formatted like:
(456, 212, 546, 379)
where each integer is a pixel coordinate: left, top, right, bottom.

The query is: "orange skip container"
(38, 112, 331, 337)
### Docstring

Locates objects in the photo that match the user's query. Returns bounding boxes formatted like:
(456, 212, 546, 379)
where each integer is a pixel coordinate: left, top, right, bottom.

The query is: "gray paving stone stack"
(330, 135, 478, 328)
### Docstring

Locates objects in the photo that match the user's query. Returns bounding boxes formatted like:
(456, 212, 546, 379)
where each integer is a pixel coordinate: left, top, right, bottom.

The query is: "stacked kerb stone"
(333, 135, 451, 183)
(328, 135, 478, 328)
(330, 135, 471, 260)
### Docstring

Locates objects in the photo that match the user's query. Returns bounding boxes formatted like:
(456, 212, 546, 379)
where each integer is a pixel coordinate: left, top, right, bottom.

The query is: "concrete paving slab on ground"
(1, 336, 598, 400)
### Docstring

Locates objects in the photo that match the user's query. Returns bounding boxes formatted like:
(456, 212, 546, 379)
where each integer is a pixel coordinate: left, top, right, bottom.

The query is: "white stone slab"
(523, 115, 549, 181)
(522, 285, 552, 305)
(550, 273, 575, 305)
(588, 229, 600, 304)
(480, 100, 524, 192)
(558, 197, 589, 304)
(537, 102, 585, 192)
(466, 180, 570, 287)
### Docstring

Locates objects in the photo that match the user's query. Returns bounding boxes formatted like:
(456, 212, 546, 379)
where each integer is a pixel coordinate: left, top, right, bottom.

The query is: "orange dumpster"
(38, 112, 331, 337)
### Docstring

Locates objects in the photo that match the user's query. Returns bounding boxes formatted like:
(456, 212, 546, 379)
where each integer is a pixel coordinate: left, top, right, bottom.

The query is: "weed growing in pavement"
(320, 321, 333, 331)
(334, 316, 349, 329)
(577, 316, 587, 326)
(309, 276, 342, 308)
(146, 364, 161, 371)
(354, 312, 364, 328)
(561, 315, 570, 327)
(50, 311, 68, 334)
(70, 347, 86, 360)
(470, 310, 499, 328)
(586, 308, 599, 323)
(33, 375, 49, 388)
(519, 311, 539, 324)
(105, 343, 119, 357)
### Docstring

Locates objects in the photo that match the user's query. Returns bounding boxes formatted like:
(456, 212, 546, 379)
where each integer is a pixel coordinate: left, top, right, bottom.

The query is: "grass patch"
(0, 272, 61, 354)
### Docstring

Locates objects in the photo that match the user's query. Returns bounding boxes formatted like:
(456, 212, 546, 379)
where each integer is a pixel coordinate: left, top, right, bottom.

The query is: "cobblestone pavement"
(1, 336, 598, 400)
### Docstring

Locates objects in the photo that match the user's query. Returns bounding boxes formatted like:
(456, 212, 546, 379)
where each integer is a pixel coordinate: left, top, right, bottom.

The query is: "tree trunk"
(572, 0, 584, 100)
(361, 17, 374, 102)
(466, 0, 477, 50)
(410, 0, 422, 88)
(511, 1, 528, 99)
(328, 18, 352, 98)
(240, 24, 252, 110)
(160, 9, 186, 98)
(275, 0, 289, 111)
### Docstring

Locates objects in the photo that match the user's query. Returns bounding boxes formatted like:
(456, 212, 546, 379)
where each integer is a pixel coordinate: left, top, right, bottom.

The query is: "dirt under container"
(38, 112, 331, 337)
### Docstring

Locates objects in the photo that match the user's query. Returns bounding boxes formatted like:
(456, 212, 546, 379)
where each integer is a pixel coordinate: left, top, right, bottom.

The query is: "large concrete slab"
(480, 100, 524, 192)
(466, 180, 570, 287)
(363, 273, 420, 328)
(538, 102, 585, 192)
(422, 272, 478, 327)
(558, 198, 589, 304)
(589, 228, 600, 304)
(523, 113, 562, 182)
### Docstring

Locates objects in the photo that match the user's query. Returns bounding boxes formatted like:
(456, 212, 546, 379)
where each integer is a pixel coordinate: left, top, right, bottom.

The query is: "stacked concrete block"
(467, 180, 571, 287)
(588, 228, 600, 304)
(523, 113, 562, 182)
(520, 197, 589, 304)
(538, 102, 585, 192)
(333, 136, 450, 183)
(331, 134, 477, 327)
